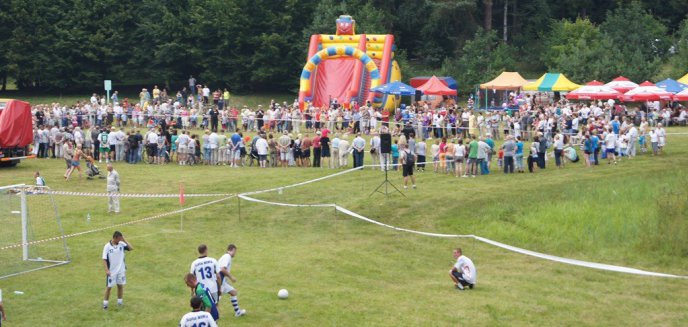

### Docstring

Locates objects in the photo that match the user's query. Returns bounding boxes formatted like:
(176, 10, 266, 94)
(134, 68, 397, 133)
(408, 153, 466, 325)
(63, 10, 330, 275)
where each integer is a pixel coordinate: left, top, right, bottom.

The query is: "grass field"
(0, 91, 293, 109)
(0, 129, 687, 326)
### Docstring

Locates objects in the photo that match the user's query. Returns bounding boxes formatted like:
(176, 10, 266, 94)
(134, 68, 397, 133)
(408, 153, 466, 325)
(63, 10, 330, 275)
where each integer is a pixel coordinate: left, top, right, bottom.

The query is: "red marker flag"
(179, 183, 185, 206)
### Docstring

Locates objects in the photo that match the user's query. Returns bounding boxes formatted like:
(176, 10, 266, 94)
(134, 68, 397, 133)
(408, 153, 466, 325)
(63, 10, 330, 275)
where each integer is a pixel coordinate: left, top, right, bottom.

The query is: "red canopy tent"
(605, 76, 639, 93)
(566, 81, 622, 100)
(623, 81, 674, 102)
(586, 80, 604, 86)
(416, 76, 457, 96)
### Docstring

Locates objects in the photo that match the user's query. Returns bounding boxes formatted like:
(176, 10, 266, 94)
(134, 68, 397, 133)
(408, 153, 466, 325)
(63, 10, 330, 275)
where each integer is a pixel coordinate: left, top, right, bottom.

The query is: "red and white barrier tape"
(37, 190, 233, 198)
(0, 195, 234, 251)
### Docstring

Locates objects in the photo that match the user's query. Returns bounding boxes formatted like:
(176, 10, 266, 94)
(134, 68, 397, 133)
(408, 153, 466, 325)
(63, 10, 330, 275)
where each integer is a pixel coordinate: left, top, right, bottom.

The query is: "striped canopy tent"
(523, 73, 580, 92)
(679, 73, 688, 85)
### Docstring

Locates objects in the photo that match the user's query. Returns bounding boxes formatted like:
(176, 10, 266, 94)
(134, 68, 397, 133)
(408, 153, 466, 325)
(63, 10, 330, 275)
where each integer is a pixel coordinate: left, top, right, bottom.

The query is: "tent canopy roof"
(678, 73, 688, 85)
(523, 73, 580, 92)
(479, 72, 528, 90)
(416, 75, 457, 96)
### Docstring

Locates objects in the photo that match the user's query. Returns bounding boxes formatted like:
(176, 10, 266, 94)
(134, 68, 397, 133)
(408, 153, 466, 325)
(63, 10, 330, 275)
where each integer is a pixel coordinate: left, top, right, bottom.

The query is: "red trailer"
(0, 99, 34, 167)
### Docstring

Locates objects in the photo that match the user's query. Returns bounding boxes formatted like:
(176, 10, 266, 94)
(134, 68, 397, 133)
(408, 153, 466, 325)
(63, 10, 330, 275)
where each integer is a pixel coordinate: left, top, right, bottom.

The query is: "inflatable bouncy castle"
(298, 15, 402, 110)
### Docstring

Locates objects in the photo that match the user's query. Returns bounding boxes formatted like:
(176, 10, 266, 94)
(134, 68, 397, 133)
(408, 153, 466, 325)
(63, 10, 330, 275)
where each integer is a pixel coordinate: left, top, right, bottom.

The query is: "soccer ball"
(278, 289, 289, 299)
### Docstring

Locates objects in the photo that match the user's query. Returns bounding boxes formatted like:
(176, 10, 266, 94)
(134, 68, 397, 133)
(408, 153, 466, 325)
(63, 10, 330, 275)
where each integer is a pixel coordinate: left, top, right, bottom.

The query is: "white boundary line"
(238, 170, 688, 279)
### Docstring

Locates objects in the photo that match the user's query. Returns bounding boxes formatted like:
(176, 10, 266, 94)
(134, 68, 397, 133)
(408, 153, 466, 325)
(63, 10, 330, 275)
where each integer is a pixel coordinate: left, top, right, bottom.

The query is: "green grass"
(0, 129, 687, 326)
(0, 91, 293, 108)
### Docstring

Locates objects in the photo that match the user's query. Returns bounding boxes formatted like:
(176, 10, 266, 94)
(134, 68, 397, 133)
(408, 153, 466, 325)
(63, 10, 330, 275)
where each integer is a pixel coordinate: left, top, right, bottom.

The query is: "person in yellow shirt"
(152, 85, 161, 103)
(223, 88, 231, 107)
(469, 110, 477, 138)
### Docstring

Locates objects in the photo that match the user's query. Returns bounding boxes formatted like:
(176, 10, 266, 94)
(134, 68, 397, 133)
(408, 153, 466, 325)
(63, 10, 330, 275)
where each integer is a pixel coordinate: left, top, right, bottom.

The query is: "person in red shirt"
(212, 90, 221, 105)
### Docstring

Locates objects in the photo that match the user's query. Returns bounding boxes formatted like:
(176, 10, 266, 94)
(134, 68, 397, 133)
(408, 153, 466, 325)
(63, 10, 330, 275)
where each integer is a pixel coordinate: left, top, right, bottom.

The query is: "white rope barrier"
(237, 171, 688, 279)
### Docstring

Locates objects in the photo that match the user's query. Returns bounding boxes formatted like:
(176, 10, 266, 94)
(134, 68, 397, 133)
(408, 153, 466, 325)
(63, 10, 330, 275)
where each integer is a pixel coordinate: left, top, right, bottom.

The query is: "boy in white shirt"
(449, 248, 476, 290)
(102, 231, 133, 309)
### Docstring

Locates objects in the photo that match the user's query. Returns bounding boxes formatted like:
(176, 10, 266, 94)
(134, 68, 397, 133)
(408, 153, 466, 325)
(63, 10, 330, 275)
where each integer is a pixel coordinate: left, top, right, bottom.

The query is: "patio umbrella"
(655, 78, 688, 94)
(370, 81, 418, 96)
(566, 83, 623, 100)
(605, 76, 638, 93)
(674, 88, 688, 101)
(623, 81, 674, 102)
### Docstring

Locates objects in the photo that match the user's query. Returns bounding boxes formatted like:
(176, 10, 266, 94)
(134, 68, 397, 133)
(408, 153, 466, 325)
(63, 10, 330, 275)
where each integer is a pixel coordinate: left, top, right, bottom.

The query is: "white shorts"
(221, 281, 235, 294)
(106, 271, 126, 288)
(280, 152, 288, 160)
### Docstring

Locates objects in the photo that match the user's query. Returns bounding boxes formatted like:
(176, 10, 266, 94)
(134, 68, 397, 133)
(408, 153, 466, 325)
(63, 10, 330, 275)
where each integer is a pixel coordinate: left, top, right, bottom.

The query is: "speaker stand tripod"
(369, 162, 405, 198)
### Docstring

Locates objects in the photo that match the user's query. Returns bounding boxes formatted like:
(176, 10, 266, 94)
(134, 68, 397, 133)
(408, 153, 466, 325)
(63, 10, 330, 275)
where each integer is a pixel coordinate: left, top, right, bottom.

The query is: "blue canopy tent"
(656, 78, 688, 94)
(370, 81, 419, 96)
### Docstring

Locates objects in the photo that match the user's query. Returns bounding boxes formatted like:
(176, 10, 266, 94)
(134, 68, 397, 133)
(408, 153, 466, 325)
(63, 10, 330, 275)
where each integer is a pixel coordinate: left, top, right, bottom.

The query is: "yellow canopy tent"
(480, 72, 528, 90)
(678, 73, 688, 85)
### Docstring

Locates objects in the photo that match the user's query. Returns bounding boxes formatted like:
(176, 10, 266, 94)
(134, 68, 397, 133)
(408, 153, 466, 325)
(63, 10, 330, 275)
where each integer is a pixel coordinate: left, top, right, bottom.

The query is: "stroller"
(85, 156, 105, 179)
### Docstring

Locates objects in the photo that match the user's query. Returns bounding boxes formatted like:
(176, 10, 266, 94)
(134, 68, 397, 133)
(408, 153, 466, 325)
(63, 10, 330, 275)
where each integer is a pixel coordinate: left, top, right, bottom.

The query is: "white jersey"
(605, 133, 617, 149)
(217, 253, 233, 284)
(102, 241, 130, 275)
(190, 256, 220, 294)
(454, 255, 477, 285)
(179, 310, 217, 327)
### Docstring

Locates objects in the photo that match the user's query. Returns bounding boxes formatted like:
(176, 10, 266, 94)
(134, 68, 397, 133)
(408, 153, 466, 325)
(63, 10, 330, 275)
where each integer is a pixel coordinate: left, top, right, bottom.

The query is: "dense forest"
(0, 0, 687, 93)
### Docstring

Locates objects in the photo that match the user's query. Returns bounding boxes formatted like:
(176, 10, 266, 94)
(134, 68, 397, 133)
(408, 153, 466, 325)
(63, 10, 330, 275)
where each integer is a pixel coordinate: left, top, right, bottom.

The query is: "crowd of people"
(27, 84, 684, 182)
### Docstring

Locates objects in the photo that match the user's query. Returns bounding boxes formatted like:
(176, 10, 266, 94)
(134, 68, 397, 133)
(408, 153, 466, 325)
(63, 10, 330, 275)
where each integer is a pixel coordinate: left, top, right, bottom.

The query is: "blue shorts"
(606, 148, 616, 154)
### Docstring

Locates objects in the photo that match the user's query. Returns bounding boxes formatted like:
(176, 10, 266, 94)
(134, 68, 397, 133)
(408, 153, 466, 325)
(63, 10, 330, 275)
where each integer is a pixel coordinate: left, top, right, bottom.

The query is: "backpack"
(403, 149, 415, 165)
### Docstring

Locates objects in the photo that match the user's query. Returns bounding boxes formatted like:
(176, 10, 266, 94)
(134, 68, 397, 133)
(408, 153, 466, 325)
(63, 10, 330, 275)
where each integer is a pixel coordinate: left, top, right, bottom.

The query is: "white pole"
(20, 189, 28, 261)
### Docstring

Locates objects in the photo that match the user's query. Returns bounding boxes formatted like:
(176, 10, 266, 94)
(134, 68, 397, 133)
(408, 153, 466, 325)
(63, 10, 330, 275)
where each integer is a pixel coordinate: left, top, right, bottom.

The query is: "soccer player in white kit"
(102, 231, 133, 309)
(179, 296, 218, 327)
(449, 247, 477, 290)
(218, 244, 246, 317)
(190, 244, 222, 302)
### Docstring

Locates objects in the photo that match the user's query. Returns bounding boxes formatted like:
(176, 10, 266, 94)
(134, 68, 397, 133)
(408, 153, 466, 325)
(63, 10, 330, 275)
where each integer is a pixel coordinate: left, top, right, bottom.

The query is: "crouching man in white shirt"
(449, 247, 477, 290)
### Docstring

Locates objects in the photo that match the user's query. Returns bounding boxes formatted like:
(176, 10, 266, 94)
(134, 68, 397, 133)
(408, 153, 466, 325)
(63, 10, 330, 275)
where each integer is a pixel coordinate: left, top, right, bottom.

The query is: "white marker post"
(104, 80, 112, 105)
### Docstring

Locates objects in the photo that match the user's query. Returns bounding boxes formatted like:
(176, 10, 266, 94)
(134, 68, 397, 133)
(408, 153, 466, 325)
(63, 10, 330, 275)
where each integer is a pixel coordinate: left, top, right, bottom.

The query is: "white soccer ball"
(278, 289, 289, 299)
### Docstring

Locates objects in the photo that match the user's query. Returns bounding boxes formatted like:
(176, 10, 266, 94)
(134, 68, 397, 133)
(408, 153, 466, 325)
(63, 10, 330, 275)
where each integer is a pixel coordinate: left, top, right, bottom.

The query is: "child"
(619, 134, 629, 158)
(497, 149, 504, 168)
(638, 133, 647, 153)
(187, 135, 197, 165)
(35, 171, 46, 186)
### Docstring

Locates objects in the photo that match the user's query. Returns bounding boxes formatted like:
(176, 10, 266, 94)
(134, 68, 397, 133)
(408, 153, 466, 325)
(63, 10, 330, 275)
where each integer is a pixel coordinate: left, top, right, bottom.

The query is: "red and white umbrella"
(623, 81, 674, 102)
(566, 82, 623, 100)
(674, 88, 688, 101)
(605, 76, 639, 93)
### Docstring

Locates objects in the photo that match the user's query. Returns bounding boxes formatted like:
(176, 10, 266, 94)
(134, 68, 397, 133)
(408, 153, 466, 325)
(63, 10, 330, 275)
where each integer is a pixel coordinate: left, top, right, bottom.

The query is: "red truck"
(0, 99, 34, 167)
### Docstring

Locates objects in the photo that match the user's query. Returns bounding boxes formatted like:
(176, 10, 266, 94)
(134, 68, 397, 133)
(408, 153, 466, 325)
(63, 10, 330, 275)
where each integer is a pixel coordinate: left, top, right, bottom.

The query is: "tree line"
(0, 0, 686, 94)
